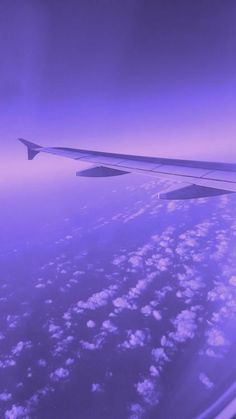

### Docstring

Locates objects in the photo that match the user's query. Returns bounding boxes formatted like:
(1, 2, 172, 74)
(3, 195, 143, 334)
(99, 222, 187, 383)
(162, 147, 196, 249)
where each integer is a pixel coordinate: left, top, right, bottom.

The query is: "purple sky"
(1, 0, 236, 183)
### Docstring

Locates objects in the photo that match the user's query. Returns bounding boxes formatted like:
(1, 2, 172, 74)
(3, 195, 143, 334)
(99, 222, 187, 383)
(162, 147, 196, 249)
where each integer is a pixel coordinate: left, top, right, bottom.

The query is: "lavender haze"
(1, 0, 236, 185)
(1, 3, 236, 418)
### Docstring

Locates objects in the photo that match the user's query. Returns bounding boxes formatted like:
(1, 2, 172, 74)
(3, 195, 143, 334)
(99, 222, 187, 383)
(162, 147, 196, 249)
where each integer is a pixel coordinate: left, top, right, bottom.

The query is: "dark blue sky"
(1, 0, 236, 179)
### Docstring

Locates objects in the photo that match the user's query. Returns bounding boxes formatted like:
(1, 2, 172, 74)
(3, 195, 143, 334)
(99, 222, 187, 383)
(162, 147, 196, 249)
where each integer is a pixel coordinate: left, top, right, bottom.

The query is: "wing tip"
(18, 138, 42, 160)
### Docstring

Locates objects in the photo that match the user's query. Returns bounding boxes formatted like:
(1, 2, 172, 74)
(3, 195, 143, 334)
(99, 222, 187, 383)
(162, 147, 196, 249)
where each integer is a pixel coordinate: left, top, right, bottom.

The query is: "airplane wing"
(19, 138, 236, 200)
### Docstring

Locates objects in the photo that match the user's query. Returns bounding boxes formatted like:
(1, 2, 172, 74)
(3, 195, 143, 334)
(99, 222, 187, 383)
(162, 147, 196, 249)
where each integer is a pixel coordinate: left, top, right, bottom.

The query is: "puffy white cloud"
(169, 309, 197, 343)
(60, 269, 67, 275)
(136, 379, 159, 406)
(112, 297, 136, 311)
(152, 347, 169, 364)
(91, 383, 103, 393)
(121, 330, 149, 350)
(65, 358, 74, 366)
(149, 365, 159, 377)
(199, 373, 214, 389)
(12, 341, 32, 356)
(229, 276, 236, 286)
(35, 283, 46, 289)
(52, 335, 74, 356)
(76, 285, 118, 311)
(6, 315, 20, 329)
(102, 320, 117, 333)
(112, 255, 126, 266)
(141, 305, 152, 317)
(160, 335, 174, 349)
(38, 359, 47, 367)
(81, 342, 97, 351)
(0, 392, 12, 401)
(81, 333, 105, 351)
(63, 311, 71, 321)
(87, 320, 96, 328)
(207, 329, 228, 347)
(129, 256, 143, 269)
(28, 385, 52, 407)
(50, 368, 69, 381)
(5, 405, 29, 419)
(113, 273, 157, 314)
(129, 403, 145, 419)
(153, 310, 162, 321)
(48, 323, 63, 340)
(0, 358, 16, 369)
(208, 284, 231, 302)
(154, 286, 172, 303)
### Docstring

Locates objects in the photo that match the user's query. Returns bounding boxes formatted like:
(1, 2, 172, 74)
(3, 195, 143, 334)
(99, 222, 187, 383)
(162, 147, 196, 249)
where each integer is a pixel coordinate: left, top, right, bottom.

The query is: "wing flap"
(158, 184, 232, 200)
(76, 166, 130, 177)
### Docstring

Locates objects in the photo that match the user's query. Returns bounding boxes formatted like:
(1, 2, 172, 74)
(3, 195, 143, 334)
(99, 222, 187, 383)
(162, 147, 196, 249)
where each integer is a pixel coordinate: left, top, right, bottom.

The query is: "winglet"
(18, 138, 42, 160)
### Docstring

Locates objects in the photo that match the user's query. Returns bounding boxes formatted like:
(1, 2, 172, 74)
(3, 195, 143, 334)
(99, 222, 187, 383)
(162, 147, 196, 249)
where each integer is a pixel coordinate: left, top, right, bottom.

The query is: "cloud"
(81, 333, 105, 351)
(87, 320, 96, 328)
(0, 358, 16, 369)
(52, 335, 74, 356)
(149, 365, 159, 377)
(112, 297, 137, 311)
(102, 320, 117, 333)
(112, 255, 126, 266)
(169, 309, 198, 343)
(35, 283, 46, 289)
(38, 359, 47, 367)
(141, 305, 153, 317)
(152, 348, 169, 364)
(12, 341, 32, 356)
(129, 403, 145, 419)
(229, 276, 236, 286)
(6, 315, 20, 329)
(91, 383, 103, 393)
(50, 368, 69, 382)
(76, 285, 118, 312)
(153, 310, 162, 321)
(65, 358, 74, 366)
(5, 405, 29, 419)
(121, 330, 149, 350)
(45, 299, 53, 304)
(123, 208, 145, 223)
(48, 323, 63, 340)
(206, 329, 228, 347)
(113, 272, 157, 313)
(81, 342, 98, 351)
(0, 392, 12, 401)
(129, 256, 143, 269)
(199, 373, 214, 389)
(136, 379, 159, 406)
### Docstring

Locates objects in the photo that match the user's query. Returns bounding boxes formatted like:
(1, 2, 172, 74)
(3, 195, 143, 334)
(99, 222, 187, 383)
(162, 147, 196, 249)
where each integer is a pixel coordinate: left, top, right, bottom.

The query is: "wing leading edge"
(18, 138, 236, 200)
